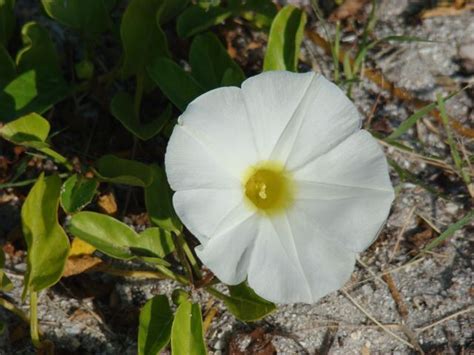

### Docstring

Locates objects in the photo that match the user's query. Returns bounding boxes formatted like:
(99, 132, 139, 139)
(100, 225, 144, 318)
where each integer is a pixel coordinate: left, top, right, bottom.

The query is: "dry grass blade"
(341, 289, 415, 349)
(390, 206, 416, 260)
(437, 93, 473, 197)
(416, 306, 474, 333)
(304, 29, 474, 138)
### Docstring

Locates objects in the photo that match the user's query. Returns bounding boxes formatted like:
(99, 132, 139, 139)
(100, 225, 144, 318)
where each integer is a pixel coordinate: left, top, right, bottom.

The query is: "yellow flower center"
(243, 161, 294, 215)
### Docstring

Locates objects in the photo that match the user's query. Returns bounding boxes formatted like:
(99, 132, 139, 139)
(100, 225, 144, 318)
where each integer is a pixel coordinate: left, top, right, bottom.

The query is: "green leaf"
(238, 0, 277, 29)
(263, 5, 306, 72)
(69, 212, 172, 263)
(208, 282, 276, 322)
(190, 32, 245, 89)
(138, 295, 174, 355)
(0, 44, 15, 88)
(177, 5, 232, 38)
(121, 0, 170, 79)
(137, 228, 175, 258)
(41, 0, 113, 35)
(0, 69, 70, 122)
(16, 22, 61, 76)
(0, 22, 69, 121)
(69, 212, 137, 259)
(22, 174, 70, 296)
(145, 165, 182, 233)
(386, 90, 461, 140)
(0, 0, 15, 45)
(0, 112, 50, 145)
(110, 92, 171, 140)
(0, 249, 13, 292)
(0, 113, 71, 168)
(147, 57, 205, 111)
(95, 154, 153, 187)
(171, 298, 207, 355)
(60, 174, 98, 213)
(423, 210, 474, 252)
(158, 0, 189, 24)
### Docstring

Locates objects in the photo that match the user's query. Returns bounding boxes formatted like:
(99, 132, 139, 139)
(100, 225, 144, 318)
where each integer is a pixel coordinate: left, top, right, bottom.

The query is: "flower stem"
(29, 291, 42, 349)
(0, 297, 29, 323)
(177, 232, 202, 279)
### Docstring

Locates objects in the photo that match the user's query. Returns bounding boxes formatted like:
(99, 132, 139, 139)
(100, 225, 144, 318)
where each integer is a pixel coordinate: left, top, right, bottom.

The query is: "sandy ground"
(0, 0, 473, 354)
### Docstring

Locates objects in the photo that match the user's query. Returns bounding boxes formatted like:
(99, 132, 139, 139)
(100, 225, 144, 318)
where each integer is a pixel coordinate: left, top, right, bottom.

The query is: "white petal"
(285, 208, 356, 300)
(176, 86, 257, 176)
(270, 75, 361, 170)
(173, 189, 252, 244)
(165, 125, 239, 191)
(293, 130, 394, 252)
(247, 216, 314, 303)
(195, 214, 259, 285)
(241, 71, 315, 159)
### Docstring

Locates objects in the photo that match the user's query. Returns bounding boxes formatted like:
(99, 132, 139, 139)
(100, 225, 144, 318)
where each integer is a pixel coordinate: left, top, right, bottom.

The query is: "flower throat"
(243, 161, 294, 215)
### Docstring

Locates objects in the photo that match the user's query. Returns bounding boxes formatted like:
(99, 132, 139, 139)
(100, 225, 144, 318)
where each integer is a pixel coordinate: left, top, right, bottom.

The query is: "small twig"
(390, 206, 416, 260)
(346, 256, 425, 289)
(341, 289, 415, 349)
(382, 272, 409, 321)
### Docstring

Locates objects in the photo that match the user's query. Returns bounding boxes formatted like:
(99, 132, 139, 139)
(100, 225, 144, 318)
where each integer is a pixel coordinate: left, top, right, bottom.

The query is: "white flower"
(165, 71, 394, 304)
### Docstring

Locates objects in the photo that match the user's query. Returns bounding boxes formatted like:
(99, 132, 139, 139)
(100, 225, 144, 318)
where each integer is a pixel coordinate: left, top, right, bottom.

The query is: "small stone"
(214, 339, 225, 350)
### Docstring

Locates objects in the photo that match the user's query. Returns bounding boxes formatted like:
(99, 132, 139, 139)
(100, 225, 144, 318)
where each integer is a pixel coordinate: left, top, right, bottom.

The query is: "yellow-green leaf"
(0, 112, 50, 145)
(208, 282, 276, 322)
(22, 174, 70, 297)
(171, 298, 207, 355)
(263, 5, 306, 72)
(60, 174, 98, 213)
(0, 249, 13, 292)
(138, 295, 173, 355)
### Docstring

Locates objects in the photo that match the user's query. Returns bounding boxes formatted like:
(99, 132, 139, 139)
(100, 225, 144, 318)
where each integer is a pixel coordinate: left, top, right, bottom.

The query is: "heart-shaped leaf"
(263, 5, 306, 72)
(110, 92, 171, 140)
(22, 174, 70, 296)
(60, 174, 98, 214)
(41, 0, 114, 35)
(95, 155, 153, 187)
(189, 32, 245, 89)
(121, 0, 170, 79)
(145, 165, 182, 233)
(177, 5, 232, 38)
(147, 57, 205, 111)
(138, 295, 174, 355)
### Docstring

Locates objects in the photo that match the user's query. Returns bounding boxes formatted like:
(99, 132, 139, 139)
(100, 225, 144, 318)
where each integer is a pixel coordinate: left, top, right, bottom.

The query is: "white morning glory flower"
(165, 71, 394, 304)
